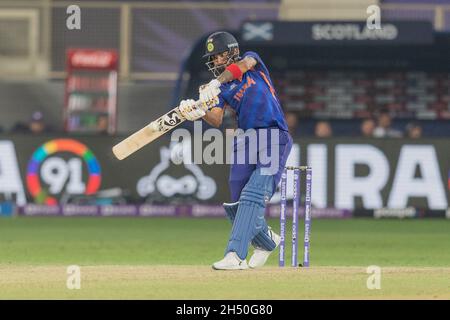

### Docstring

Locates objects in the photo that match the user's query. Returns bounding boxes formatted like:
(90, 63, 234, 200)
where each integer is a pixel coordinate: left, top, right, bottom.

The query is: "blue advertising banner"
(240, 21, 434, 45)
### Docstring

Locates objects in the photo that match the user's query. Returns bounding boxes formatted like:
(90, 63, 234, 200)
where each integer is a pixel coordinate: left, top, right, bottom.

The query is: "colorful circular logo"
(207, 42, 214, 52)
(26, 139, 101, 205)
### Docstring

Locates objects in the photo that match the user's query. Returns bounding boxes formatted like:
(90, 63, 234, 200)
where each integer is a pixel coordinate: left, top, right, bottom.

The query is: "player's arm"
(202, 106, 224, 128)
(198, 56, 258, 106)
(216, 56, 258, 84)
(194, 56, 257, 124)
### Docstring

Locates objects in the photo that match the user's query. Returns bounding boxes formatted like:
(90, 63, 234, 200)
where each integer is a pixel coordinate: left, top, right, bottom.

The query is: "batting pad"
(223, 202, 275, 251)
(225, 169, 275, 259)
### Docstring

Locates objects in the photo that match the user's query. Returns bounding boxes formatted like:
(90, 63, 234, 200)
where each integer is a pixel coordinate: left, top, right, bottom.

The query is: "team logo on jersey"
(207, 43, 214, 52)
(233, 76, 256, 102)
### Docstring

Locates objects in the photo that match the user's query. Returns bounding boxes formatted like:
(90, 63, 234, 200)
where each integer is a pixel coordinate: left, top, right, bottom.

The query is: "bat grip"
(195, 100, 207, 111)
(196, 97, 219, 111)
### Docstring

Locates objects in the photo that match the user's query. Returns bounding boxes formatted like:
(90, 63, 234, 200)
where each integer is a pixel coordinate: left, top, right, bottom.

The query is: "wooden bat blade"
(112, 99, 212, 160)
(112, 105, 189, 160)
(112, 123, 162, 160)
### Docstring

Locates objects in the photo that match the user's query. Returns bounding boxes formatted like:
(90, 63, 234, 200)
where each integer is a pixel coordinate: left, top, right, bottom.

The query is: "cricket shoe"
(248, 229, 281, 269)
(212, 252, 249, 270)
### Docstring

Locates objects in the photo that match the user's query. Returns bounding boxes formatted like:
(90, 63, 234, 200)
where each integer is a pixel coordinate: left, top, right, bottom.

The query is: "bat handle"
(196, 97, 219, 111)
(195, 100, 207, 111)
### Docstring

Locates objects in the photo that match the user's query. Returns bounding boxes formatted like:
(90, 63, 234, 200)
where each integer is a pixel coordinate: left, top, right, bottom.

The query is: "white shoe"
(248, 229, 281, 269)
(212, 252, 249, 270)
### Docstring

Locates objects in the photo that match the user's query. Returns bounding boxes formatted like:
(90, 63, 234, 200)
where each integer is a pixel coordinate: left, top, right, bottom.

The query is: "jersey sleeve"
(242, 51, 263, 68)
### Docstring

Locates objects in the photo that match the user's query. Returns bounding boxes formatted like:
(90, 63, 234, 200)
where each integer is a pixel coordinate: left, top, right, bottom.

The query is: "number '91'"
(41, 157, 85, 194)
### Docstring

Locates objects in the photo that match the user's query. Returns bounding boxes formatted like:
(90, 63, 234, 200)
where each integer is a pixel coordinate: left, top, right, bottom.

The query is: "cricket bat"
(112, 99, 210, 160)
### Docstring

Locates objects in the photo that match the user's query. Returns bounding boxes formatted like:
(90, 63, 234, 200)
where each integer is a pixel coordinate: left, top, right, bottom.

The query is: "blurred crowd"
(3, 111, 110, 135)
(286, 110, 425, 139)
(10, 111, 54, 135)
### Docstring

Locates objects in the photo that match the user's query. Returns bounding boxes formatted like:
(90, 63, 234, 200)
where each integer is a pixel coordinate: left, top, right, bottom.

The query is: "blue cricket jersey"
(215, 51, 288, 131)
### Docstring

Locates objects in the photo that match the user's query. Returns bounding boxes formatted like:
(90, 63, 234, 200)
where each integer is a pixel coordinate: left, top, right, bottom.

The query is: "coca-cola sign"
(68, 49, 118, 69)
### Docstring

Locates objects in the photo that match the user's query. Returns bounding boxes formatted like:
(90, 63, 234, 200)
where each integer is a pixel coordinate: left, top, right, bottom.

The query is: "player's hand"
(199, 79, 221, 107)
(179, 99, 205, 121)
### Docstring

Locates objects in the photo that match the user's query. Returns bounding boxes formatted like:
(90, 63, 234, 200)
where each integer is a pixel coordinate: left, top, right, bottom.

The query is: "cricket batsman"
(178, 31, 292, 270)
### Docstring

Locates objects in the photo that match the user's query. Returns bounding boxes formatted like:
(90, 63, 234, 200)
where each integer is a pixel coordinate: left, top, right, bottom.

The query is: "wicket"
(279, 166, 312, 268)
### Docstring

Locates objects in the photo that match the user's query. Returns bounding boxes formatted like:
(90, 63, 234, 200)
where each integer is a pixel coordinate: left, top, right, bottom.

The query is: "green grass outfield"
(0, 217, 449, 299)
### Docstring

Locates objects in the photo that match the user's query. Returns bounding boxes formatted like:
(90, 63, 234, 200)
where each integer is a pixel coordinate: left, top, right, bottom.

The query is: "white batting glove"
(199, 79, 221, 108)
(179, 99, 205, 121)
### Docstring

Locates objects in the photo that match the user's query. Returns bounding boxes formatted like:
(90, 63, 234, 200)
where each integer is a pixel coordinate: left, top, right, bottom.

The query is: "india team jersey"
(215, 51, 288, 131)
